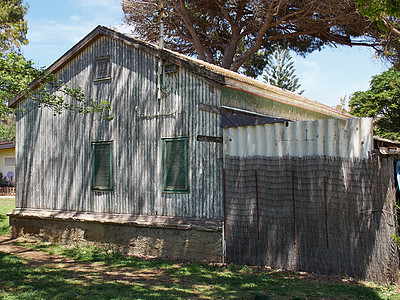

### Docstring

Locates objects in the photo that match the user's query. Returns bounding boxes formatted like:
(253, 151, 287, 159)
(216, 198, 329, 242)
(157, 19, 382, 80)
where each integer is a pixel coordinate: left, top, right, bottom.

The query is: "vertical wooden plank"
(16, 34, 224, 220)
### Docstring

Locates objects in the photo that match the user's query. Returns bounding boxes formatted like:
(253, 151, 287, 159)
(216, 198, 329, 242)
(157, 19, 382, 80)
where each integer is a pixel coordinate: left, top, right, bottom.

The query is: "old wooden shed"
(8, 26, 350, 261)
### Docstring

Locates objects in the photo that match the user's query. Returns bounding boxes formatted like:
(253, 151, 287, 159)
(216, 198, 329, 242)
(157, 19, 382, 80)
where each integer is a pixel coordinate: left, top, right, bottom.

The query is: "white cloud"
(24, 19, 98, 67)
(22, 0, 126, 68)
(290, 48, 385, 107)
(23, 21, 94, 67)
(69, 15, 82, 22)
(71, 0, 121, 11)
(294, 59, 323, 87)
(113, 23, 132, 34)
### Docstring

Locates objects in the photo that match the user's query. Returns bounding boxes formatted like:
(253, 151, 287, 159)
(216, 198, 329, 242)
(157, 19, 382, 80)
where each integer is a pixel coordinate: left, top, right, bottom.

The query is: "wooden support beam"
(197, 135, 223, 143)
(198, 103, 221, 114)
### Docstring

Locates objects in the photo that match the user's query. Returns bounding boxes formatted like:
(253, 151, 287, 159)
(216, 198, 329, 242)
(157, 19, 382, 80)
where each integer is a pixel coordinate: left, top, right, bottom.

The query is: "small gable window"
(162, 137, 189, 193)
(94, 57, 111, 81)
(91, 141, 113, 191)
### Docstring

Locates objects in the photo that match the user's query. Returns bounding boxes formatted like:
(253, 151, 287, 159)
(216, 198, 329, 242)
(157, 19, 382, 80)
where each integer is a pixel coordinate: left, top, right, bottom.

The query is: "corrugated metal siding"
(223, 118, 373, 159)
(15, 35, 222, 219)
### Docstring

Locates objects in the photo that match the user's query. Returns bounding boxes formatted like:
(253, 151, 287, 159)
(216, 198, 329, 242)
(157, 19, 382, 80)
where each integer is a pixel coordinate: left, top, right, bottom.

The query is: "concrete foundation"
(8, 209, 223, 262)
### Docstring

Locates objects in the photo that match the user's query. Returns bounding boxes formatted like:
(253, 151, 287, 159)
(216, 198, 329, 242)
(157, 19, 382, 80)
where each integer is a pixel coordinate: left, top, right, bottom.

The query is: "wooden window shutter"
(94, 57, 111, 80)
(162, 137, 189, 192)
(92, 141, 113, 191)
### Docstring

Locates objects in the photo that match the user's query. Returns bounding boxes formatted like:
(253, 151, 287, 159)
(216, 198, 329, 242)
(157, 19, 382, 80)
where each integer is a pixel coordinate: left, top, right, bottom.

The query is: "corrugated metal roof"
(156, 35, 352, 120)
(374, 136, 400, 146)
(0, 142, 15, 150)
(223, 118, 373, 159)
(9, 26, 352, 120)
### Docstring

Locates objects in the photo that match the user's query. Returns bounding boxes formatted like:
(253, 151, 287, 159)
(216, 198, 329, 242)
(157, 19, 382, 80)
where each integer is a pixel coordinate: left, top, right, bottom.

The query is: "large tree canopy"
(0, 0, 28, 53)
(123, 0, 379, 76)
(349, 67, 400, 141)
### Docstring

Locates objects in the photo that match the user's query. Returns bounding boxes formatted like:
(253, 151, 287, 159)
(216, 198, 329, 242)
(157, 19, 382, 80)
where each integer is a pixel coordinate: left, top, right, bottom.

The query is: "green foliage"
(0, 114, 15, 142)
(0, 3, 112, 122)
(123, 0, 376, 76)
(349, 67, 400, 140)
(263, 46, 303, 94)
(0, 53, 113, 124)
(356, 0, 400, 67)
(0, 0, 28, 53)
(0, 52, 39, 115)
(30, 78, 114, 121)
(356, 0, 400, 24)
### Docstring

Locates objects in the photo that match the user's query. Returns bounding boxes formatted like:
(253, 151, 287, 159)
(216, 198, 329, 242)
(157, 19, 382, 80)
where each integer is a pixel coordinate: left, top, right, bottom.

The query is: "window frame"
(94, 56, 111, 81)
(91, 141, 114, 191)
(4, 156, 15, 166)
(161, 137, 190, 193)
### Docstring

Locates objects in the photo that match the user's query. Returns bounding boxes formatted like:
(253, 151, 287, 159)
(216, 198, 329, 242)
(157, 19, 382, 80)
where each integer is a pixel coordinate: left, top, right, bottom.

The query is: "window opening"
(91, 141, 113, 191)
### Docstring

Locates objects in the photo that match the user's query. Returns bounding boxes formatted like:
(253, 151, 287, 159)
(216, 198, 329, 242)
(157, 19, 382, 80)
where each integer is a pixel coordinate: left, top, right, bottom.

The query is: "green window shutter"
(92, 141, 113, 191)
(162, 137, 189, 192)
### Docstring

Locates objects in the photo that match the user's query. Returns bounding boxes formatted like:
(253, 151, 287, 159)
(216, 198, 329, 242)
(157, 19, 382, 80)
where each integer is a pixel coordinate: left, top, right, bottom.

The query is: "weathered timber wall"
(15, 35, 222, 219)
(224, 156, 399, 283)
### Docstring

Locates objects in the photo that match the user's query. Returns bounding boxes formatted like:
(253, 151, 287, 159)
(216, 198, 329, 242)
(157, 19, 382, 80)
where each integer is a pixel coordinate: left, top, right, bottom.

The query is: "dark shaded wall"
(224, 156, 399, 283)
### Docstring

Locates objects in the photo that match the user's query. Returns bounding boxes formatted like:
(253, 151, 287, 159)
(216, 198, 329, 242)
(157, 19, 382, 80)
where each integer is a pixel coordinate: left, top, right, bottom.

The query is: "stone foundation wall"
(9, 210, 223, 262)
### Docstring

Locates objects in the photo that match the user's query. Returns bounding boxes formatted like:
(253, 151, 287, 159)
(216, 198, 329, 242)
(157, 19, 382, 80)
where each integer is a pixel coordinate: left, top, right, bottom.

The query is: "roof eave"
(9, 25, 107, 108)
(9, 25, 348, 121)
(9, 26, 226, 109)
(224, 77, 353, 120)
(0, 142, 15, 150)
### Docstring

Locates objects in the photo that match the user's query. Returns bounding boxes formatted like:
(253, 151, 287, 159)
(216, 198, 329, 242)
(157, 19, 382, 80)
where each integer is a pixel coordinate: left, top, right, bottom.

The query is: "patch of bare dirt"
(0, 235, 170, 284)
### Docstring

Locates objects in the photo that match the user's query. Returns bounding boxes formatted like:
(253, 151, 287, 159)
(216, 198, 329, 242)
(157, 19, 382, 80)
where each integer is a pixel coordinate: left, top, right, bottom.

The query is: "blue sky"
(22, 0, 388, 107)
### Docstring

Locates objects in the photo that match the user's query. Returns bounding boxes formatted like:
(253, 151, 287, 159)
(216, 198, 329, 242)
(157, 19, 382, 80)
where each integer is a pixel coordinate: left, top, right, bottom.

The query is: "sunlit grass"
(13, 241, 400, 299)
(1, 199, 399, 299)
(0, 196, 14, 235)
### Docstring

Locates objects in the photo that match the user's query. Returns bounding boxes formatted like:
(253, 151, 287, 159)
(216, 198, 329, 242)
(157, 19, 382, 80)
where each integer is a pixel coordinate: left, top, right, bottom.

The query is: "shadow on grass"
(0, 247, 385, 300)
(0, 251, 196, 299)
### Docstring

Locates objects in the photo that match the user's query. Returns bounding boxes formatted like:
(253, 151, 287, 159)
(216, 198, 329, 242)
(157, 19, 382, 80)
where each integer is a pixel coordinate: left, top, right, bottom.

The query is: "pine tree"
(263, 47, 303, 94)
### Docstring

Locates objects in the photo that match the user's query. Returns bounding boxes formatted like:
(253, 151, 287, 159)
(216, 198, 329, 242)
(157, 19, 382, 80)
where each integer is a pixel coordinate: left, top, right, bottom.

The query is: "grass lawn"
(0, 196, 14, 235)
(0, 197, 399, 299)
(2, 244, 399, 300)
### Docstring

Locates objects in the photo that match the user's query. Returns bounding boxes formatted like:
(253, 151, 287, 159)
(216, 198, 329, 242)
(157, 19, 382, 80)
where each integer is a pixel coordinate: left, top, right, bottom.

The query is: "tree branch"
(383, 18, 400, 37)
(229, 0, 287, 71)
(171, 0, 208, 61)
